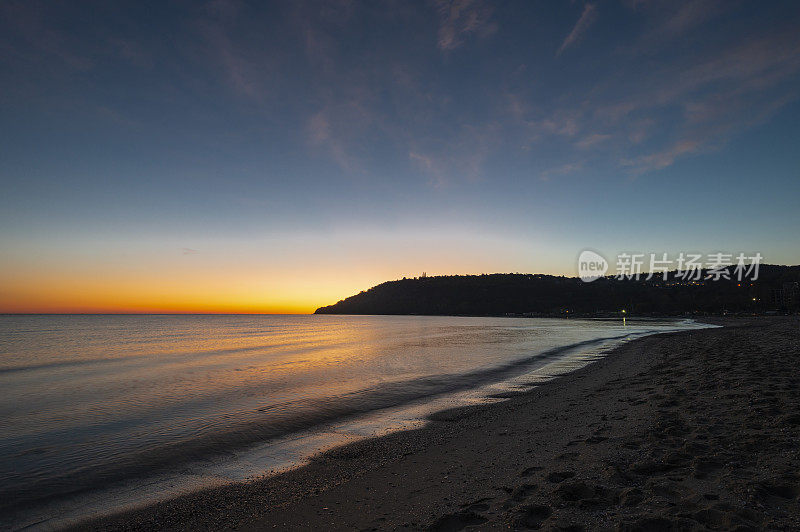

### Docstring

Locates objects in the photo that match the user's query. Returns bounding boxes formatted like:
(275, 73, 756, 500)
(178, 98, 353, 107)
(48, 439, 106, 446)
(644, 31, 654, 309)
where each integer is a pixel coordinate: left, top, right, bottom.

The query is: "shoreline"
(77, 317, 799, 530)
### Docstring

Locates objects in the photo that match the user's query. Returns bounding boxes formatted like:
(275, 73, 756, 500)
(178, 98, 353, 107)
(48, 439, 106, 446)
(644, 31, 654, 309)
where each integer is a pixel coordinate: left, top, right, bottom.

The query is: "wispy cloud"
(409, 123, 498, 187)
(659, 0, 723, 37)
(575, 133, 612, 149)
(306, 106, 368, 173)
(308, 111, 331, 144)
(12, 0, 794, 190)
(557, 3, 597, 55)
(434, 0, 496, 52)
(409, 151, 446, 187)
(620, 139, 701, 175)
(0, 1, 93, 71)
(539, 162, 584, 181)
(181, 0, 800, 182)
(194, 3, 273, 102)
(538, 14, 800, 176)
(632, 0, 726, 45)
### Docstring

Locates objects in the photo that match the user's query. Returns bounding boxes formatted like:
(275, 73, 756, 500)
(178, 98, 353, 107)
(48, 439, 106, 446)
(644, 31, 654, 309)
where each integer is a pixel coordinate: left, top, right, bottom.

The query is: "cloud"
(435, 0, 496, 52)
(188, 0, 800, 183)
(538, 19, 800, 176)
(631, 0, 726, 45)
(109, 38, 153, 68)
(507, 105, 584, 150)
(409, 123, 498, 187)
(631, 86, 800, 177)
(575, 133, 612, 149)
(308, 111, 331, 144)
(659, 0, 723, 37)
(539, 162, 584, 181)
(409, 151, 445, 187)
(195, 15, 269, 101)
(306, 98, 377, 174)
(0, 1, 93, 71)
(557, 3, 597, 55)
(620, 139, 701, 175)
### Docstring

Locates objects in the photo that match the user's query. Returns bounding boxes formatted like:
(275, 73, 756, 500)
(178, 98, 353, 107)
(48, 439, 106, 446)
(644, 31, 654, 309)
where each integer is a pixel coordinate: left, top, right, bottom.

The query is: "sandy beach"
(78, 317, 800, 531)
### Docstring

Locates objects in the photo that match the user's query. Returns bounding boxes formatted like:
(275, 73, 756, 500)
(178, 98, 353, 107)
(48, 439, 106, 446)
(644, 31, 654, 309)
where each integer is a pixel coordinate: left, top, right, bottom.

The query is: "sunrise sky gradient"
(1, 1, 799, 313)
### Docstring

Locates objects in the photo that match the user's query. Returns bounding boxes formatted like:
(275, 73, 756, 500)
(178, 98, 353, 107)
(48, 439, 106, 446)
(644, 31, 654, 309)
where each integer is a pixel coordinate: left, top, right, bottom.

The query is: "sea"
(0, 314, 712, 529)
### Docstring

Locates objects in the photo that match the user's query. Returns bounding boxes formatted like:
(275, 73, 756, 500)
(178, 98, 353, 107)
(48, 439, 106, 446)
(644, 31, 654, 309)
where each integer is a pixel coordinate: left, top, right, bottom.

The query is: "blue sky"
(1, 0, 799, 311)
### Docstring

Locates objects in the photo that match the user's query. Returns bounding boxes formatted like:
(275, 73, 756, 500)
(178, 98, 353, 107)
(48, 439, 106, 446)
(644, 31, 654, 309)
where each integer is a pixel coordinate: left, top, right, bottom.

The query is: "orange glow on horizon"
(0, 231, 569, 314)
(0, 302, 317, 315)
(0, 290, 322, 315)
(0, 260, 357, 315)
(0, 277, 339, 315)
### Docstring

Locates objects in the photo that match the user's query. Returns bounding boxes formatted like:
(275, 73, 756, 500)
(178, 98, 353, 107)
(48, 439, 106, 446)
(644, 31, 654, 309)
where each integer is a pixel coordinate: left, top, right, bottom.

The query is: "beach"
(6, 1, 800, 530)
(77, 317, 800, 531)
(5, 315, 707, 529)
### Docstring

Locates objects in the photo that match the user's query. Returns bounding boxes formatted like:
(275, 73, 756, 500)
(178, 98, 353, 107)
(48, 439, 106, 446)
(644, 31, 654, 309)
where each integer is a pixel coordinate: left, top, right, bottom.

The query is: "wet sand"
(79, 317, 800, 531)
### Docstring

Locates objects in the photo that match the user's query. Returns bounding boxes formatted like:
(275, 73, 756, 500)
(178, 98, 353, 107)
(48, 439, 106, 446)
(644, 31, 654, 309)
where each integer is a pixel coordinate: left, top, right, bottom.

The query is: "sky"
(1, 0, 799, 313)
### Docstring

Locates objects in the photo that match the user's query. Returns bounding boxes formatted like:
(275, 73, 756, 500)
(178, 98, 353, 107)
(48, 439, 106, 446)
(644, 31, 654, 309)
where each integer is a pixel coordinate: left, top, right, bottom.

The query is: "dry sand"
(80, 317, 800, 531)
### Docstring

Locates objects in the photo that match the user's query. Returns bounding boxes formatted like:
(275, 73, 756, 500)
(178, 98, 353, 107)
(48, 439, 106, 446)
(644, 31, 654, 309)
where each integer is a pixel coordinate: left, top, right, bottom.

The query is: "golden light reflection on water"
(0, 314, 711, 529)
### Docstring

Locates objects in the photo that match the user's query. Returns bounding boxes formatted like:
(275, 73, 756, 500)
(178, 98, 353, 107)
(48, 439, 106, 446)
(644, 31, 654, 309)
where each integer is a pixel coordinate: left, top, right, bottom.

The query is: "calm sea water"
(0, 314, 709, 529)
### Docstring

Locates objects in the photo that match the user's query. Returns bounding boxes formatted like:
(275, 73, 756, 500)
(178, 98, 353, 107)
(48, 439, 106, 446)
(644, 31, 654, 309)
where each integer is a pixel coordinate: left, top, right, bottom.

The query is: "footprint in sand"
(503, 484, 538, 508)
(515, 504, 552, 529)
(428, 510, 487, 531)
(546, 471, 575, 483)
(459, 497, 492, 512)
(520, 466, 543, 477)
(754, 479, 800, 502)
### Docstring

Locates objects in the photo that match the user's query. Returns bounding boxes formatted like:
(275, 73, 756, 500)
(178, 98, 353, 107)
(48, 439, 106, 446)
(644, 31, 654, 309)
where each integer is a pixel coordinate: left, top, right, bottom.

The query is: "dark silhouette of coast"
(315, 266, 800, 317)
